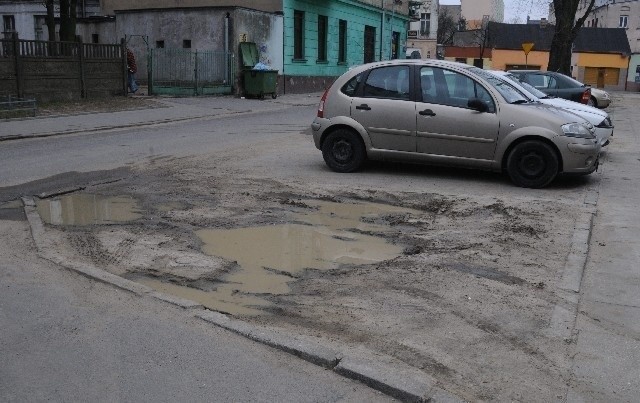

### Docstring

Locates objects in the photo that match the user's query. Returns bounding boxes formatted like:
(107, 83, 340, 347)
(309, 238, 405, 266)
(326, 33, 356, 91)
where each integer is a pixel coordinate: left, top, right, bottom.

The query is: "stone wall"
(0, 38, 125, 103)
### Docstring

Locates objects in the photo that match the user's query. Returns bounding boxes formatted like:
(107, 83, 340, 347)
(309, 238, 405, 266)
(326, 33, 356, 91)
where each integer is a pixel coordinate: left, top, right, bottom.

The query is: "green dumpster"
(240, 42, 278, 99)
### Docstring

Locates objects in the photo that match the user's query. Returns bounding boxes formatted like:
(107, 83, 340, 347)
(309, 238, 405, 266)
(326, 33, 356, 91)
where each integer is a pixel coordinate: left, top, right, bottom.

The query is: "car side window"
(420, 67, 495, 112)
(547, 76, 558, 89)
(526, 74, 546, 88)
(362, 66, 411, 100)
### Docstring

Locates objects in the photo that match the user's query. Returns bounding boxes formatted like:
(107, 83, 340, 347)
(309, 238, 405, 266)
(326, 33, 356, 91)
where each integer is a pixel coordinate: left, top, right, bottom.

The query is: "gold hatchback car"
(311, 60, 601, 188)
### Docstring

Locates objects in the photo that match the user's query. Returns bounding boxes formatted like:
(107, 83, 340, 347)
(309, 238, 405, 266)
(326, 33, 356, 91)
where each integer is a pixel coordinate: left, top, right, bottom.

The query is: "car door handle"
(419, 109, 436, 116)
(356, 104, 371, 111)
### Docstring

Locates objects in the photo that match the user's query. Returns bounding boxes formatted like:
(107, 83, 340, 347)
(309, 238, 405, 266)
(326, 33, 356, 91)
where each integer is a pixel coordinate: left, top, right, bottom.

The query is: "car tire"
(506, 140, 559, 188)
(322, 129, 366, 173)
(588, 97, 597, 107)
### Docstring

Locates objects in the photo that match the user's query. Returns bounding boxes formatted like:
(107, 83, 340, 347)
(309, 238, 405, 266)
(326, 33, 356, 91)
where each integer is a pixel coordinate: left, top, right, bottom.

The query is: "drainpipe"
(380, 0, 385, 60)
(225, 12, 230, 85)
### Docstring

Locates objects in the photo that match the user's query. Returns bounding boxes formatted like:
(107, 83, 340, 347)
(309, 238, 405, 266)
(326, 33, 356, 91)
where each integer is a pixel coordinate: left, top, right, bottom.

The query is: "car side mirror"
(468, 98, 489, 113)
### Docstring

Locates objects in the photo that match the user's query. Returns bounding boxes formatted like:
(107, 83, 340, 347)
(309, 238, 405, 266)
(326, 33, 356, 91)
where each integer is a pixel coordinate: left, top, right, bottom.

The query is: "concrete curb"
(546, 167, 602, 388)
(0, 111, 243, 142)
(22, 196, 466, 402)
(195, 310, 463, 403)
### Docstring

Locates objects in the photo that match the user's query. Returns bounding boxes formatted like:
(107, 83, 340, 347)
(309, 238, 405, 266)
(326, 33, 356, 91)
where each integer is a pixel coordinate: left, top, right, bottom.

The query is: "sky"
(439, 0, 551, 24)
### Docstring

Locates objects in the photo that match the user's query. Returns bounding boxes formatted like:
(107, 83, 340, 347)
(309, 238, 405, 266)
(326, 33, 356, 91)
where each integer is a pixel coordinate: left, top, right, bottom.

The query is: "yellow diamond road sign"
(522, 42, 534, 55)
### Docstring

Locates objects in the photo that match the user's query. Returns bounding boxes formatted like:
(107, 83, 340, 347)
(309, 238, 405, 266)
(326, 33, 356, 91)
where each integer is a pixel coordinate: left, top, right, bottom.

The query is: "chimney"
(540, 18, 548, 28)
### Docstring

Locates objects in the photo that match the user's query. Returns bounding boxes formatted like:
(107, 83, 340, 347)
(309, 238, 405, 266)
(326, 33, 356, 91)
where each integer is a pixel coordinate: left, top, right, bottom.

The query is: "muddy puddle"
(148, 200, 417, 316)
(36, 194, 142, 225)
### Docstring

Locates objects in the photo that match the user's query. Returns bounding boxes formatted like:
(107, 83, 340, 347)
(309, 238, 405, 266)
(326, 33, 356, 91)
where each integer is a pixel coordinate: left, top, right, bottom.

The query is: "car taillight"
(580, 88, 591, 104)
(317, 88, 329, 118)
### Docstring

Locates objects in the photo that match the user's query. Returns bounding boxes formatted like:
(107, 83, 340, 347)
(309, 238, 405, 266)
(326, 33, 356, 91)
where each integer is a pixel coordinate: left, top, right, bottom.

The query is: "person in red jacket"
(126, 48, 140, 94)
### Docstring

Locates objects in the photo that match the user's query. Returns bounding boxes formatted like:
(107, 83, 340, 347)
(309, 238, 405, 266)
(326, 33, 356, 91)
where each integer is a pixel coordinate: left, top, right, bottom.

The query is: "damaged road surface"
(2, 102, 604, 401)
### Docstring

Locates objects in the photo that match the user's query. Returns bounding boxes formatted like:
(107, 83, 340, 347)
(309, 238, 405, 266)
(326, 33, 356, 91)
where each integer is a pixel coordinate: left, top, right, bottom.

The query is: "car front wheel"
(506, 140, 559, 188)
(321, 129, 366, 173)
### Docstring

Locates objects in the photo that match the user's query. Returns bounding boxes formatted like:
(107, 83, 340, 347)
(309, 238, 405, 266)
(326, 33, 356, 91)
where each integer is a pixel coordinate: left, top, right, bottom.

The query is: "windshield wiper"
(511, 99, 529, 104)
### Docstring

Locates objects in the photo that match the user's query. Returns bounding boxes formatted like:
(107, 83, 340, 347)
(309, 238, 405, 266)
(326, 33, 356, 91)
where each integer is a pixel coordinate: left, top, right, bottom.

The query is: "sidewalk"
(567, 92, 640, 402)
(0, 92, 322, 141)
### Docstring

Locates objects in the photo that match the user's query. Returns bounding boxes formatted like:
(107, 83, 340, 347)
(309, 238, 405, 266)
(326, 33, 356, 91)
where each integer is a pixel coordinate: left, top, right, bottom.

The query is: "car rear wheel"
(506, 140, 559, 188)
(588, 97, 597, 107)
(321, 129, 366, 173)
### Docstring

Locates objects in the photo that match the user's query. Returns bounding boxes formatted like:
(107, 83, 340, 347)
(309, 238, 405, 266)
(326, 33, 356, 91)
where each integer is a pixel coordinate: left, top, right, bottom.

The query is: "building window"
(619, 15, 628, 28)
(34, 16, 45, 40)
(317, 15, 328, 62)
(294, 10, 305, 60)
(183, 39, 191, 48)
(420, 13, 431, 36)
(3, 15, 15, 39)
(364, 25, 376, 64)
(338, 19, 347, 64)
(156, 40, 165, 48)
(91, 34, 99, 43)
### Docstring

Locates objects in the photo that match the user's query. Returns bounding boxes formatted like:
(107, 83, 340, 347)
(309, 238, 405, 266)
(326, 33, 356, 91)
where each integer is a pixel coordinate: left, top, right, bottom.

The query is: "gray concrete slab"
(568, 92, 640, 401)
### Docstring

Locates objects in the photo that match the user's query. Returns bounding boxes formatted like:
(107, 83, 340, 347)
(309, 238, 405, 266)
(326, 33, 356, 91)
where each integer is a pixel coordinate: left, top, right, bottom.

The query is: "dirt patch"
(39, 154, 578, 401)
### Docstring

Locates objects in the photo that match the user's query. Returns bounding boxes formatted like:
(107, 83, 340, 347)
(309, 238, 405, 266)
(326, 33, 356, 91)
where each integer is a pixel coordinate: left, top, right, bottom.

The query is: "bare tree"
(43, 0, 56, 41)
(437, 8, 465, 45)
(548, 0, 596, 74)
(58, 0, 78, 42)
(42, 0, 78, 42)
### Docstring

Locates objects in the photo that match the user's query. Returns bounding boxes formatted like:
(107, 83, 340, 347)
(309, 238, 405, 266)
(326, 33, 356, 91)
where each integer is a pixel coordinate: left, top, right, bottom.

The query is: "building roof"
(486, 22, 631, 55)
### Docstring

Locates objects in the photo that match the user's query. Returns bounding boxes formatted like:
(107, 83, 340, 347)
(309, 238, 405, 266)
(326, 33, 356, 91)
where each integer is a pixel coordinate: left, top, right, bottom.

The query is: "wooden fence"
(0, 35, 126, 103)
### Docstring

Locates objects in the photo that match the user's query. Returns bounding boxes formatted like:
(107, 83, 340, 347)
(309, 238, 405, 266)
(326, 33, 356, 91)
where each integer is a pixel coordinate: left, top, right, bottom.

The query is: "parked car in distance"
(589, 87, 611, 109)
(508, 70, 592, 105)
(491, 70, 613, 147)
(311, 59, 601, 188)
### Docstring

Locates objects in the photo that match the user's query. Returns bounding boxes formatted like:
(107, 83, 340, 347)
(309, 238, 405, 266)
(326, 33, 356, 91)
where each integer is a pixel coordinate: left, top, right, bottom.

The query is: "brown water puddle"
(36, 194, 142, 225)
(147, 200, 416, 316)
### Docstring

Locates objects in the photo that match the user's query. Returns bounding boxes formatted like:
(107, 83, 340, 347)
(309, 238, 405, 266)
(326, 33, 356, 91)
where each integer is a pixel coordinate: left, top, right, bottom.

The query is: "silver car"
(311, 60, 601, 188)
(490, 70, 614, 147)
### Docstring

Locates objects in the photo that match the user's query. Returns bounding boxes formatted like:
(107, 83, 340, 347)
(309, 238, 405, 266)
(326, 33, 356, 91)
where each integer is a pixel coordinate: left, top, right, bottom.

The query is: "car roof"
(352, 58, 473, 71)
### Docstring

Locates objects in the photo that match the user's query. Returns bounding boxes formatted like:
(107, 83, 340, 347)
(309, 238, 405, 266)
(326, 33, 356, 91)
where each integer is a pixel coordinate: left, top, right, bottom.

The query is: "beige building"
(574, 0, 640, 90)
(461, 0, 504, 29)
(407, 0, 438, 59)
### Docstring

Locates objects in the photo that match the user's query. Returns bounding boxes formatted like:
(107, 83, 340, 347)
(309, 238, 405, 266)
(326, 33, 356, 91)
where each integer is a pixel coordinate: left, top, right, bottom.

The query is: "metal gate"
(150, 48, 234, 96)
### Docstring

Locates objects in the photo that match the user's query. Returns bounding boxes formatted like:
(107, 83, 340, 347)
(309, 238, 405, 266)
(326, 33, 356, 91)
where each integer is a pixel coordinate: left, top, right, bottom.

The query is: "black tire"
(506, 140, 559, 188)
(271, 93, 277, 99)
(321, 129, 366, 173)
(588, 96, 597, 108)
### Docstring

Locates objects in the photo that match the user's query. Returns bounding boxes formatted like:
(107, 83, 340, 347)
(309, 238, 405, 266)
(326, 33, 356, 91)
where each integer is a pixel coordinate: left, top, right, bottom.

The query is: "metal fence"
(0, 95, 37, 118)
(150, 48, 234, 96)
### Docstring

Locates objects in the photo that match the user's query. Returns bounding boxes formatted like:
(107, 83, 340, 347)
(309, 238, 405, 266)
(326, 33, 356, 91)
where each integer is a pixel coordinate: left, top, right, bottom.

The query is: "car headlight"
(595, 117, 613, 129)
(561, 122, 596, 139)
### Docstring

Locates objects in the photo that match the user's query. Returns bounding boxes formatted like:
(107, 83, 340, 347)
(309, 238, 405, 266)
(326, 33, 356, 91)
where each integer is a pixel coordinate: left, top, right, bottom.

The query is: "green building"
(282, 0, 411, 92)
